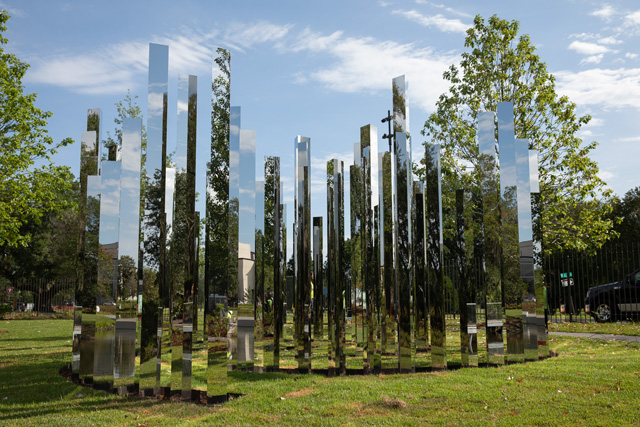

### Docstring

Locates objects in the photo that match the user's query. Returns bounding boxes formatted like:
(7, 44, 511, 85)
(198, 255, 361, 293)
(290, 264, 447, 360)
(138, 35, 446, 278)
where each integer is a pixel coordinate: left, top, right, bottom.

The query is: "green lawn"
(1, 319, 639, 426)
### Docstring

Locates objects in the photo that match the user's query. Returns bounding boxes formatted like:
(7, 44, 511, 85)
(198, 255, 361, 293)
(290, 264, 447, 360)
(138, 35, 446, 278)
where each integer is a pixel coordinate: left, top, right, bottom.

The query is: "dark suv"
(585, 269, 640, 322)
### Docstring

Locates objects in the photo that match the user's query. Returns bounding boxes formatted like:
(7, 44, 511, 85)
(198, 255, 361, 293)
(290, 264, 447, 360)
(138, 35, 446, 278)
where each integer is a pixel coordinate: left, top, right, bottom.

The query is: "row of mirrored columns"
(74, 51, 549, 401)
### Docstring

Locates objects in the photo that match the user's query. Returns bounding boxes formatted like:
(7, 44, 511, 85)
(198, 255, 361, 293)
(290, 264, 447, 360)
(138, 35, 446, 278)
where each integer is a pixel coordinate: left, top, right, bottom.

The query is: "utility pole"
(381, 110, 394, 153)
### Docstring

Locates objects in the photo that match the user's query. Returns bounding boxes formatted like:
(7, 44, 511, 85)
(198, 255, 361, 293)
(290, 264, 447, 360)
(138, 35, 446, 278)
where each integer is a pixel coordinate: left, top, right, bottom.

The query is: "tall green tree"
(0, 12, 73, 247)
(420, 15, 614, 253)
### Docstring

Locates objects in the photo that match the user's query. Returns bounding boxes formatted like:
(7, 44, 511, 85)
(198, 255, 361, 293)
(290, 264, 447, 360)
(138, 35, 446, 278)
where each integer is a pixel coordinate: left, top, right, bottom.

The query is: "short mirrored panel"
(425, 144, 445, 370)
(350, 159, 364, 371)
(497, 102, 524, 363)
(529, 149, 547, 358)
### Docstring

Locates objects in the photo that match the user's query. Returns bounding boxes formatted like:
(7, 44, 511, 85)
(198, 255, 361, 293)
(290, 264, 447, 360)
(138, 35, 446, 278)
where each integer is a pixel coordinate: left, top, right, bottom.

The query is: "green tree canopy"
(0, 12, 74, 247)
(420, 15, 614, 253)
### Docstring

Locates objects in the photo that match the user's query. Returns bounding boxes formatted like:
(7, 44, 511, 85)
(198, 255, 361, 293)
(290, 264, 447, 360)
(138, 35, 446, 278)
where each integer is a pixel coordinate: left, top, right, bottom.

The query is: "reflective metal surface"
(477, 111, 504, 365)
(327, 159, 345, 373)
(360, 125, 378, 372)
(295, 136, 311, 371)
(95, 159, 121, 389)
(378, 151, 397, 370)
(455, 189, 476, 367)
(425, 144, 445, 370)
(515, 139, 537, 361)
(395, 132, 413, 372)
(205, 48, 231, 400)
(141, 43, 169, 394)
(497, 102, 524, 363)
(412, 182, 427, 366)
(233, 129, 256, 371)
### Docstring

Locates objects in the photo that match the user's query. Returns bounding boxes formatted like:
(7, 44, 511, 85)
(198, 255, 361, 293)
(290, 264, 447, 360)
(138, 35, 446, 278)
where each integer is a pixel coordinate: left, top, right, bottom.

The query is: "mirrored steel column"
(82, 173, 100, 383)
(114, 118, 141, 393)
(205, 48, 231, 401)
(140, 43, 169, 394)
(295, 136, 311, 371)
(78, 123, 99, 382)
(455, 189, 476, 367)
(95, 159, 121, 390)
(425, 144, 445, 370)
(255, 179, 265, 371)
(233, 129, 256, 370)
(515, 139, 538, 361)
(477, 111, 504, 365)
(349, 159, 362, 370)
(312, 216, 326, 368)
(395, 132, 413, 372)
(529, 150, 547, 358)
(264, 156, 280, 370)
(412, 182, 428, 366)
(379, 151, 397, 370)
(361, 125, 379, 372)
(497, 102, 524, 363)
(327, 159, 345, 374)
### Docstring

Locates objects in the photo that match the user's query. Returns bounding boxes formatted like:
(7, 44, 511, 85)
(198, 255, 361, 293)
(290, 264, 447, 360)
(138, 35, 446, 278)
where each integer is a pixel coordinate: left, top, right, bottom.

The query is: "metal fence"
(0, 278, 76, 315)
(545, 243, 640, 323)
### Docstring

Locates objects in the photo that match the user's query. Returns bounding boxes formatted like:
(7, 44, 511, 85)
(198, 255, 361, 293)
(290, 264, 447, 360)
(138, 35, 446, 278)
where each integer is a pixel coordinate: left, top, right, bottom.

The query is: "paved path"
(549, 331, 640, 343)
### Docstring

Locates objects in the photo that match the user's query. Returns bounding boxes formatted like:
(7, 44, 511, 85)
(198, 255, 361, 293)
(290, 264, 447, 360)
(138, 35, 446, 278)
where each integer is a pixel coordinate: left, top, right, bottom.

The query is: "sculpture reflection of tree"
(420, 15, 615, 254)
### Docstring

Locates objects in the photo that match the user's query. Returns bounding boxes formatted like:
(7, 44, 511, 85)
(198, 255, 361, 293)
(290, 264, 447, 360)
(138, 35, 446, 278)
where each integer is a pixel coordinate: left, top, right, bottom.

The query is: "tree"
(420, 15, 615, 253)
(0, 177, 79, 280)
(0, 12, 74, 247)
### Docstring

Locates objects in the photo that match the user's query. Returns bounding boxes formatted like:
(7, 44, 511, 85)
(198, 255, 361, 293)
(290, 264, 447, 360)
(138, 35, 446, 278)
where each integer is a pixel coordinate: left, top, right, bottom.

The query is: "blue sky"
(3, 0, 640, 253)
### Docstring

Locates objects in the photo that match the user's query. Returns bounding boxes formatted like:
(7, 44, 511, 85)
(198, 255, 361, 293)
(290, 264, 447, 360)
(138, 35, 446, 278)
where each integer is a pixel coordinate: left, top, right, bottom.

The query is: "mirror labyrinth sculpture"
(73, 58, 550, 402)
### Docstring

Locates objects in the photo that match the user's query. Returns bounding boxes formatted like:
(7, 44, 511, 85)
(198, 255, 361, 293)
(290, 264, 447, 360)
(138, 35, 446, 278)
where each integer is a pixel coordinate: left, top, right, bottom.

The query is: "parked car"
(585, 269, 640, 322)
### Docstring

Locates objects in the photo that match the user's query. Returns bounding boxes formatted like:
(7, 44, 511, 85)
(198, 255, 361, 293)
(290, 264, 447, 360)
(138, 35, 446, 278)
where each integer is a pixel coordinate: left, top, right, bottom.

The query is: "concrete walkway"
(549, 331, 640, 343)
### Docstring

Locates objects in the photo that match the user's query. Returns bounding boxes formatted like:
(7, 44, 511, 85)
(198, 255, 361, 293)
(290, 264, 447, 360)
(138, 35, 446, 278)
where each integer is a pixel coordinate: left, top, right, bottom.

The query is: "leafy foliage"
(419, 15, 614, 253)
(0, 12, 74, 247)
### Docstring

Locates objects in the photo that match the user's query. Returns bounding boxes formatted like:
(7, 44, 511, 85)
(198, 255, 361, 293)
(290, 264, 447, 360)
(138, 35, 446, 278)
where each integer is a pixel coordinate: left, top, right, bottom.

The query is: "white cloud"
(625, 10, 640, 26)
(555, 68, 640, 109)
(392, 9, 469, 33)
(568, 41, 611, 55)
(598, 36, 622, 45)
(224, 21, 292, 51)
(581, 54, 604, 65)
(25, 21, 292, 95)
(626, 52, 638, 60)
(289, 29, 458, 113)
(378, 0, 391, 6)
(591, 4, 616, 21)
(420, 2, 472, 18)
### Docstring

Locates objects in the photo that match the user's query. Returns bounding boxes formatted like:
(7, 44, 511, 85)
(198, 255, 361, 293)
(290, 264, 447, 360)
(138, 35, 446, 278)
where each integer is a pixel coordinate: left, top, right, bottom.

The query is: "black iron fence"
(440, 243, 640, 323)
(0, 278, 76, 316)
(545, 243, 640, 323)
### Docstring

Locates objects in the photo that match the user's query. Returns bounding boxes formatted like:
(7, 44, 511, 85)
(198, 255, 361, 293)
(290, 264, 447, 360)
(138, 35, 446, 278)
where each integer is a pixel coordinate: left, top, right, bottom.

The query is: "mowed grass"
(549, 320, 640, 336)
(1, 319, 639, 426)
